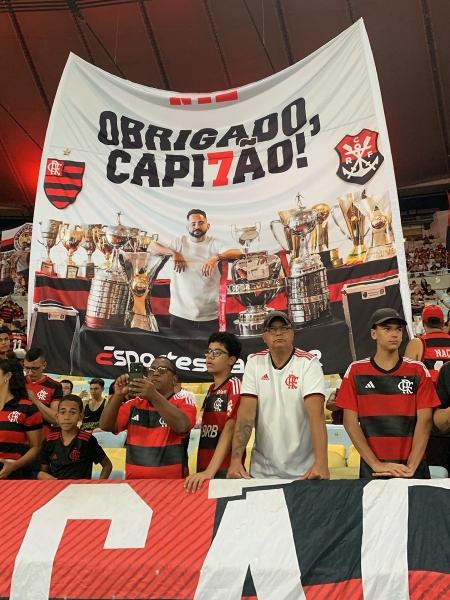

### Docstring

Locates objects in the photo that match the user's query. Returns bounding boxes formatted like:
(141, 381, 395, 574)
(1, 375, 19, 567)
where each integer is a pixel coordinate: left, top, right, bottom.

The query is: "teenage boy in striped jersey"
(337, 308, 440, 478)
(185, 332, 242, 492)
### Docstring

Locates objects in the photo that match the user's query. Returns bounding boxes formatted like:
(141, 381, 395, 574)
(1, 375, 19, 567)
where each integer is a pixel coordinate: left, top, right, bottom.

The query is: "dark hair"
(0, 326, 10, 336)
(59, 394, 83, 412)
(187, 209, 207, 220)
(25, 347, 45, 362)
(0, 358, 27, 401)
(60, 379, 73, 391)
(155, 355, 178, 377)
(208, 331, 242, 360)
(89, 378, 105, 389)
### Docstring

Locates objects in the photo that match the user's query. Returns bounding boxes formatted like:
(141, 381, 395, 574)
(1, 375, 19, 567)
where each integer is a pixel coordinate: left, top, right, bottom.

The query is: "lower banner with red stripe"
(1, 478, 449, 599)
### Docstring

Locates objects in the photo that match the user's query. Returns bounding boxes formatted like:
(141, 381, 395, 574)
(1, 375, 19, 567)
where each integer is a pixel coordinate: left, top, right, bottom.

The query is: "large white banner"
(29, 19, 409, 379)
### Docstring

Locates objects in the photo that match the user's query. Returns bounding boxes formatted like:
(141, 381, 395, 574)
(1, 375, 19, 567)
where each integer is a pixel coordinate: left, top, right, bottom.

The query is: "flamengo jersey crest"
(335, 129, 384, 184)
(43, 158, 85, 209)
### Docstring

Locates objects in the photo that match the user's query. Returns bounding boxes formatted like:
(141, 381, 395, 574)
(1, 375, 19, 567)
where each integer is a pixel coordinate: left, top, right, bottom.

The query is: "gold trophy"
(93, 227, 113, 270)
(129, 231, 159, 252)
(310, 203, 330, 252)
(59, 223, 84, 277)
(38, 219, 62, 275)
(331, 192, 369, 265)
(354, 191, 396, 262)
(80, 224, 101, 278)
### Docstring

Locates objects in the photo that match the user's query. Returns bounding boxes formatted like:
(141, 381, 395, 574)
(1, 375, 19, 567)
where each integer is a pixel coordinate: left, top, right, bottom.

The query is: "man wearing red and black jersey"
(337, 308, 440, 479)
(185, 332, 242, 492)
(24, 348, 63, 430)
(100, 356, 196, 479)
(405, 305, 450, 382)
(39, 395, 111, 480)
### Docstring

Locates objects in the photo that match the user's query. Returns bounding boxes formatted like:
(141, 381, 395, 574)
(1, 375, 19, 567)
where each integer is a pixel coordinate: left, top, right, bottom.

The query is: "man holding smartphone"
(100, 356, 196, 478)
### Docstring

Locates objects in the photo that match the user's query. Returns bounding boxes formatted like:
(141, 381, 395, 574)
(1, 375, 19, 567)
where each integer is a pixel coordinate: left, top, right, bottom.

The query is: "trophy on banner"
(120, 250, 167, 331)
(354, 191, 396, 262)
(38, 219, 62, 275)
(129, 231, 159, 253)
(59, 223, 85, 278)
(310, 203, 330, 253)
(80, 224, 101, 278)
(93, 227, 113, 270)
(331, 192, 369, 265)
(270, 193, 331, 327)
(85, 213, 132, 329)
(227, 224, 284, 336)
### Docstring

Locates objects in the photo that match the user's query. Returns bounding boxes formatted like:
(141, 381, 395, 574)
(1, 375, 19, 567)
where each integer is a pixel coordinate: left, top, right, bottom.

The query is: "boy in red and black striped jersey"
(337, 308, 440, 479)
(185, 332, 242, 492)
(0, 358, 42, 479)
(100, 356, 196, 479)
(24, 348, 63, 432)
(38, 395, 112, 480)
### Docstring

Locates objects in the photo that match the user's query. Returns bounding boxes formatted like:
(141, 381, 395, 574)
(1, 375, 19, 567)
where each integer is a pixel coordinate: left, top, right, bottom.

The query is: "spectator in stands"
(81, 378, 107, 432)
(337, 308, 439, 479)
(60, 379, 73, 396)
(185, 332, 242, 492)
(9, 320, 26, 351)
(423, 283, 438, 303)
(38, 394, 111, 480)
(0, 326, 10, 360)
(404, 305, 450, 382)
(100, 356, 196, 478)
(24, 348, 63, 430)
(228, 311, 329, 480)
(0, 358, 42, 479)
(0, 299, 14, 324)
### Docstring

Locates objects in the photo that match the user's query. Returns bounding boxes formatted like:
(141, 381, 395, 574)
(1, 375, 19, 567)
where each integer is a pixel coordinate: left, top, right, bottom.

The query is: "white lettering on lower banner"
(10, 483, 152, 600)
(195, 487, 305, 600)
(361, 478, 450, 600)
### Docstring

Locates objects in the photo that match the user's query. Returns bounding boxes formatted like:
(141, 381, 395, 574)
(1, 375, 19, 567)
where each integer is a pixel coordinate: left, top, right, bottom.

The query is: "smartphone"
(129, 362, 144, 382)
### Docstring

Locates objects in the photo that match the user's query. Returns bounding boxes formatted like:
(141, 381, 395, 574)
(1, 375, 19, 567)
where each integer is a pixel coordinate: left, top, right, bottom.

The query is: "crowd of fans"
(405, 238, 448, 273)
(1, 301, 450, 483)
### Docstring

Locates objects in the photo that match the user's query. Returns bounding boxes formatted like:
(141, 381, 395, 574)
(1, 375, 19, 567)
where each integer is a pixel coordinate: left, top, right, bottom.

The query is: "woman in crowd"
(0, 358, 42, 479)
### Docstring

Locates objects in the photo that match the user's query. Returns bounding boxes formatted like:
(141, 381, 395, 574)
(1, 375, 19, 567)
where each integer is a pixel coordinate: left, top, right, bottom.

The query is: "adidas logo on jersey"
(261, 373, 269, 380)
(365, 381, 375, 389)
(131, 414, 140, 422)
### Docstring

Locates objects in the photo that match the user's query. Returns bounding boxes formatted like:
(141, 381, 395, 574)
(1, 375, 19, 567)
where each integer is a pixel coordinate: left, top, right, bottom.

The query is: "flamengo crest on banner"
(43, 158, 85, 209)
(335, 129, 384, 185)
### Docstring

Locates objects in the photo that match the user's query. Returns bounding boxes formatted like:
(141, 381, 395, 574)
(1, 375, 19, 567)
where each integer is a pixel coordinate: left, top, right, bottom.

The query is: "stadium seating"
(93, 430, 127, 448)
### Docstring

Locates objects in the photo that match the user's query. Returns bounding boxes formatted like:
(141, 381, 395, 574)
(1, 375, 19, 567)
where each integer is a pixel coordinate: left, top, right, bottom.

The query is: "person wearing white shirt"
(227, 311, 329, 480)
(152, 209, 241, 332)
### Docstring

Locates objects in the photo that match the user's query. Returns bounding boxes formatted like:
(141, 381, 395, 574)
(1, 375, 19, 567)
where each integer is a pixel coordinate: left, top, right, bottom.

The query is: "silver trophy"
(85, 213, 132, 330)
(270, 194, 331, 327)
(354, 191, 396, 262)
(227, 224, 284, 336)
(120, 250, 166, 331)
(38, 219, 62, 275)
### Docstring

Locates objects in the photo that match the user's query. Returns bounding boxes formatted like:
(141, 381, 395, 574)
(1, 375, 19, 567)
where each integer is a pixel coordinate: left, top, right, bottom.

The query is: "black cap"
(263, 311, 292, 330)
(370, 308, 407, 327)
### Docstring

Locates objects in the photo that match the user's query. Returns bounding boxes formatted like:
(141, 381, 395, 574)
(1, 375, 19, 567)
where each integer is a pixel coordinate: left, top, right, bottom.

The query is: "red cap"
(422, 304, 444, 324)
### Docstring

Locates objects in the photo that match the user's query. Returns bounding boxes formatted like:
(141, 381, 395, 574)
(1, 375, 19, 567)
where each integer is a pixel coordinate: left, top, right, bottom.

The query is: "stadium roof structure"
(0, 0, 449, 220)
